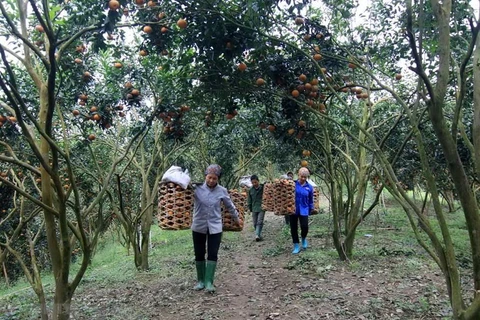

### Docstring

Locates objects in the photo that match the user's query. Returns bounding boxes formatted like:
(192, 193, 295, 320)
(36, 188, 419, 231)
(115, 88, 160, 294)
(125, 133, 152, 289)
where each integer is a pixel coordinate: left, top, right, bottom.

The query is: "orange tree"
(0, 0, 169, 318)
(306, 0, 480, 318)
(144, 1, 480, 318)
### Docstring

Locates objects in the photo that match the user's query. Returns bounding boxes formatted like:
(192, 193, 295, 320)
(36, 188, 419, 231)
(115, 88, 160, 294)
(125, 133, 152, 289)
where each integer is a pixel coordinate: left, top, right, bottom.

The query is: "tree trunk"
(440, 190, 456, 213)
(52, 289, 72, 320)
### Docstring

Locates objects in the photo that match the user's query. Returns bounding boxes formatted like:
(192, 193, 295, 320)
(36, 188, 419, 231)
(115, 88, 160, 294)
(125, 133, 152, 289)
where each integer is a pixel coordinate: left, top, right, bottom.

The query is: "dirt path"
(71, 213, 451, 320)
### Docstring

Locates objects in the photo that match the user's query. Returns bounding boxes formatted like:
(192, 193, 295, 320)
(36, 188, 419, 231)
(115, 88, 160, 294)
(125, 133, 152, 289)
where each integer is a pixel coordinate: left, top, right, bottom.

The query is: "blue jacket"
(295, 180, 314, 216)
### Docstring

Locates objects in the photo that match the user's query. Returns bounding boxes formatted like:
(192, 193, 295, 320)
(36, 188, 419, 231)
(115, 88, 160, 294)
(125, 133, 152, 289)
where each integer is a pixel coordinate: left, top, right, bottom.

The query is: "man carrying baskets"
(247, 175, 265, 241)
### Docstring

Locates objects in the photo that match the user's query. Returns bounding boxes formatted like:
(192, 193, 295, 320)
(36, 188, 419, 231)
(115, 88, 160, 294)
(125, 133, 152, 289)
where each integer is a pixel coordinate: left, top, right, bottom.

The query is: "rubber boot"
(292, 243, 301, 254)
(204, 260, 217, 293)
(301, 238, 308, 250)
(193, 261, 205, 290)
(255, 225, 263, 241)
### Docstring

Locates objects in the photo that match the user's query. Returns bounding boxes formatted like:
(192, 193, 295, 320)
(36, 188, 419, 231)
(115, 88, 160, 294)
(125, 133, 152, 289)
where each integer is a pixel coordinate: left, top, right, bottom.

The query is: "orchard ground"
(1, 195, 460, 320)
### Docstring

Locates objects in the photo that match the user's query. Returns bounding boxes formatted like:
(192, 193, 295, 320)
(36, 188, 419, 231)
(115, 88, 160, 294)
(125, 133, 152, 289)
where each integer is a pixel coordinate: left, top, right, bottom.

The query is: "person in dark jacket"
(291, 167, 315, 254)
(247, 175, 264, 241)
(191, 164, 239, 293)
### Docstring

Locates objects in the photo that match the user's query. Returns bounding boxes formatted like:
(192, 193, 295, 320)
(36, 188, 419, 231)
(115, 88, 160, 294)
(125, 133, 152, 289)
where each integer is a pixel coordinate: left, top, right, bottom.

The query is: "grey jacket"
(191, 182, 239, 234)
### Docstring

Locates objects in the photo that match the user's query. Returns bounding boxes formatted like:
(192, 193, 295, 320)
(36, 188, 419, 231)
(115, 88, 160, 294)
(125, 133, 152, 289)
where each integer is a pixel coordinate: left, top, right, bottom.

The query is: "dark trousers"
(290, 215, 309, 244)
(192, 230, 222, 262)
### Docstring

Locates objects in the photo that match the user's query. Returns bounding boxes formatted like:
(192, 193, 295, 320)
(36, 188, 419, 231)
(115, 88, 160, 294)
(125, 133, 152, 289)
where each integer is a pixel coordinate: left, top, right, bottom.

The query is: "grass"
(0, 188, 472, 319)
(0, 226, 203, 320)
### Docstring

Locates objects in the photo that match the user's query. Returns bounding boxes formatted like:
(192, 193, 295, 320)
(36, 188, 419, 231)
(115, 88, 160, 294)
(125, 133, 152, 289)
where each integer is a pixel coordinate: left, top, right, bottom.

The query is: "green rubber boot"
(255, 225, 263, 241)
(193, 261, 205, 290)
(204, 260, 217, 293)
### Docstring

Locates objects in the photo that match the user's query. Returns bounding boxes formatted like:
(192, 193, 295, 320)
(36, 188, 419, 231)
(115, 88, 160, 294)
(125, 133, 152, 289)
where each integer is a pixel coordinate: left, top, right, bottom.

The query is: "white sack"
(161, 165, 191, 189)
(239, 175, 252, 188)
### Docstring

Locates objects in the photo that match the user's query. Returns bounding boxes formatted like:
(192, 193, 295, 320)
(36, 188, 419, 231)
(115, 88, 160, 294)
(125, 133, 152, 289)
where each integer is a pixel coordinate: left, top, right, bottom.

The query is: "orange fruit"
(313, 54, 322, 61)
(177, 18, 187, 29)
(72, 110, 80, 116)
(114, 62, 123, 68)
(310, 78, 319, 85)
(267, 124, 276, 132)
(348, 62, 357, 69)
(158, 12, 166, 19)
(298, 120, 306, 127)
(139, 50, 148, 56)
(108, 0, 120, 10)
(295, 17, 304, 25)
(287, 128, 295, 135)
(161, 26, 168, 33)
(238, 62, 247, 72)
(131, 89, 140, 96)
(256, 78, 265, 86)
(143, 26, 153, 34)
(300, 160, 308, 167)
(35, 25, 44, 33)
(395, 73, 402, 80)
(147, 1, 156, 7)
(74, 58, 83, 64)
(299, 74, 307, 82)
(291, 89, 300, 97)
(92, 114, 101, 121)
(90, 106, 98, 112)
(88, 134, 96, 141)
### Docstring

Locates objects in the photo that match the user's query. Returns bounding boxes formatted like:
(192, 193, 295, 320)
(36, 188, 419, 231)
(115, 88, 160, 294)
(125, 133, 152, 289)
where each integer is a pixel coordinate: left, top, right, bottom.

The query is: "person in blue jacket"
(290, 167, 315, 254)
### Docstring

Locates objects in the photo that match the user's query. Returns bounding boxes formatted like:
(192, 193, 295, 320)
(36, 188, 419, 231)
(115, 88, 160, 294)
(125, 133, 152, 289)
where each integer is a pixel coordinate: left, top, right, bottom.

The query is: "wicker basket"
(261, 182, 275, 212)
(222, 189, 246, 231)
(157, 182, 193, 230)
(274, 179, 296, 215)
(310, 187, 320, 215)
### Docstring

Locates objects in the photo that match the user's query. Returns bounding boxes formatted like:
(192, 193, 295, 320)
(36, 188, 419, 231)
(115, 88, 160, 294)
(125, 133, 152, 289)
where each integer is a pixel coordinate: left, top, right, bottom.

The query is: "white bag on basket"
(239, 175, 252, 188)
(161, 166, 191, 189)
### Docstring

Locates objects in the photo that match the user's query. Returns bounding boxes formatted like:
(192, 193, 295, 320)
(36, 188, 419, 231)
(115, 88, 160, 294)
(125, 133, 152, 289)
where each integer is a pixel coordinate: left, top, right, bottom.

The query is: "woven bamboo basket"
(273, 179, 296, 215)
(222, 189, 246, 231)
(261, 182, 275, 212)
(157, 182, 193, 230)
(310, 187, 320, 215)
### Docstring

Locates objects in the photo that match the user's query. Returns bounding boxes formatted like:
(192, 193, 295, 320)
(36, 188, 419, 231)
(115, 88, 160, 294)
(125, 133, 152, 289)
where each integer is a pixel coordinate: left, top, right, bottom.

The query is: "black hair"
(250, 174, 259, 181)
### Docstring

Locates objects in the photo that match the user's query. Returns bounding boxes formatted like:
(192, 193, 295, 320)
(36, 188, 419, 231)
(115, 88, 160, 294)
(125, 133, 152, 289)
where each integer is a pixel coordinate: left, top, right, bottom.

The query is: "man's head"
(250, 174, 260, 188)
